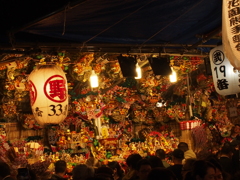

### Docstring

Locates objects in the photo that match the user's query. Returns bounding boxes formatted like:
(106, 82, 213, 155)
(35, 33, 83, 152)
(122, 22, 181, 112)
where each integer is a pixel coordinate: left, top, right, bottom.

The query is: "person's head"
(233, 170, 240, 180)
(147, 156, 164, 168)
(191, 160, 216, 180)
(220, 145, 233, 158)
(182, 158, 197, 179)
(87, 178, 108, 180)
(178, 142, 189, 152)
(95, 166, 114, 180)
(230, 139, 240, 150)
(136, 159, 152, 180)
(172, 149, 184, 164)
(126, 153, 142, 170)
(205, 159, 223, 180)
(147, 167, 177, 180)
(0, 161, 11, 179)
(107, 161, 124, 180)
(29, 169, 37, 180)
(72, 164, 94, 180)
(55, 160, 67, 175)
(155, 149, 166, 160)
(17, 168, 34, 180)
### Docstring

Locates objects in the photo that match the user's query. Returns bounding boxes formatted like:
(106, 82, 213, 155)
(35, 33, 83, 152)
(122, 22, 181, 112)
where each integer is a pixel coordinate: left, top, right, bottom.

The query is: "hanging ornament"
(222, 0, 240, 69)
(209, 45, 240, 96)
(28, 65, 68, 125)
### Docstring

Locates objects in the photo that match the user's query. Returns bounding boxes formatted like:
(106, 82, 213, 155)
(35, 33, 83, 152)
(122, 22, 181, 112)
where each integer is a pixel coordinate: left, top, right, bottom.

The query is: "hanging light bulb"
(90, 70, 99, 88)
(135, 63, 142, 79)
(169, 67, 177, 82)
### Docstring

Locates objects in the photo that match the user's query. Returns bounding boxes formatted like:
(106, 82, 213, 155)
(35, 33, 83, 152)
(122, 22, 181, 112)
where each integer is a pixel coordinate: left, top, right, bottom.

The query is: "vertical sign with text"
(210, 45, 240, 96)
(222, 0, 240, 69)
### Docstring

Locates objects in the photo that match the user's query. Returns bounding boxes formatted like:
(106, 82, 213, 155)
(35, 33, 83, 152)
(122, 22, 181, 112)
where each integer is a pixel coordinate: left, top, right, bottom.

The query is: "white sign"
(209, 45, 240, 96)
(222, 0, 240, 69)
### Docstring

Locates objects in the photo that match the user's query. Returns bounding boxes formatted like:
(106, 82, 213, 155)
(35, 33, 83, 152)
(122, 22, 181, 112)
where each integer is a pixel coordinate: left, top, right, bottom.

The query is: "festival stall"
(0, 51, 239, 178)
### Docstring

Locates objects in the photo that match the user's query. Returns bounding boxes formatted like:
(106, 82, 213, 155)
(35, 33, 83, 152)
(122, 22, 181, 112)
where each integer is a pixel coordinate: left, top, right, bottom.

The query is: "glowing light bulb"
(90, 70, 99, 88)
(135, 63, 142, 79)
(169, 67, 177, 82)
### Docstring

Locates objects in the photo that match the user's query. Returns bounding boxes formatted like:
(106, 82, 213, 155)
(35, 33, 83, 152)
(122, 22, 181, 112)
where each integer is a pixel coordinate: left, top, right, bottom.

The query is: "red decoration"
(179, 120, 201, 130)
(29, 81, 37, 106)
(44, 75, 67, 103)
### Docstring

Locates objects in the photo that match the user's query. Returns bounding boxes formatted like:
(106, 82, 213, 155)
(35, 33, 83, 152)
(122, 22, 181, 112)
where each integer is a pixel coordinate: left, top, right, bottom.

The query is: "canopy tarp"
(15, 0, 221, 49)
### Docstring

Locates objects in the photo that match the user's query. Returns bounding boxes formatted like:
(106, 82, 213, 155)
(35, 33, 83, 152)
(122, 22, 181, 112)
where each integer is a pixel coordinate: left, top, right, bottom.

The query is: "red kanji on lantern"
(29, 81, 37, 106)
(49, 79, 65, 99)
(44, 75, 67, 103)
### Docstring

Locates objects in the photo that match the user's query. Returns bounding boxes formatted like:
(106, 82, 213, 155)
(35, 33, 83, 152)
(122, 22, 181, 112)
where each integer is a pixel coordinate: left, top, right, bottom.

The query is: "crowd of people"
(1, 141, 240, 180)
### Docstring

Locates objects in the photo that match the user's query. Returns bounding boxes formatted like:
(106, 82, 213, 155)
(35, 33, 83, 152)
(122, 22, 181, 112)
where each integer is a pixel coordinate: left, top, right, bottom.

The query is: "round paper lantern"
(222, 1, 240, 69)
(28, 65, 68, 125)
(209, 45, 240, 96)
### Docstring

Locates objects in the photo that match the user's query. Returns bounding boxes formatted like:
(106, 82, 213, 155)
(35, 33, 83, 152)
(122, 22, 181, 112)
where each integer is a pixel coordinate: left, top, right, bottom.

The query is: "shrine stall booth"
(0, 51, 239, 178)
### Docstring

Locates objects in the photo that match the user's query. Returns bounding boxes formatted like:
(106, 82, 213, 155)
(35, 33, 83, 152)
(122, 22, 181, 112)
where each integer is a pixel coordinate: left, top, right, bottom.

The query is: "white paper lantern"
(222, 0, 240, 69)
(28, 65, 68, 125)
(209, 45, 240, 96)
